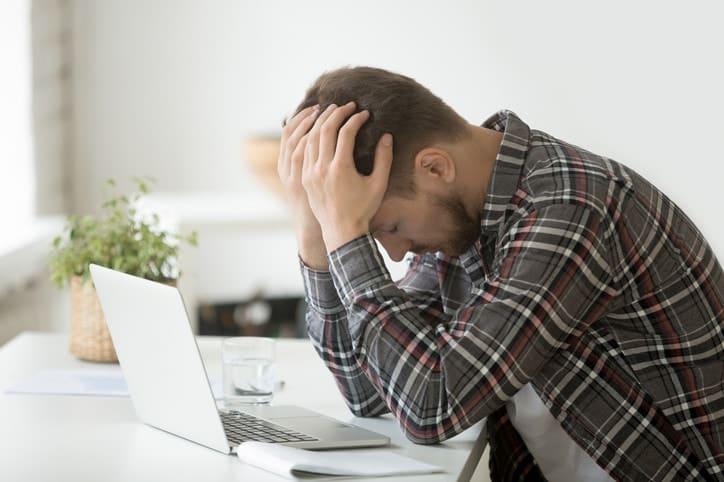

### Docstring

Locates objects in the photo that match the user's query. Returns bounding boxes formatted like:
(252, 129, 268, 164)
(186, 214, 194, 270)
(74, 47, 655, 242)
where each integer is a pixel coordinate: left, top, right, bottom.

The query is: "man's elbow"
(400, 424, 445, 445)
(344, 400, 389, 418)
(348, 405, 374, 418)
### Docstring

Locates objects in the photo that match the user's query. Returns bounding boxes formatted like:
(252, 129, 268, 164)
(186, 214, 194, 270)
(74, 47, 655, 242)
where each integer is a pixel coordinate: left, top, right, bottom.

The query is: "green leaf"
(47, 176, 197, 287)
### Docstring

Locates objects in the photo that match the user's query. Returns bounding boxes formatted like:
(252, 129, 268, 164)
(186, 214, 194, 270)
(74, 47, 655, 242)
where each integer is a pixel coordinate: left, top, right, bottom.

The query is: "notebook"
(236, 441, 444, 479)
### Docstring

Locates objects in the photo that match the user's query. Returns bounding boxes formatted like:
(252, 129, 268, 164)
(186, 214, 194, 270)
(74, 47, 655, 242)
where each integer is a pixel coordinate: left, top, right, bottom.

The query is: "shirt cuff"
(327, 233, 392, 308)
(298, 255, 346, 315)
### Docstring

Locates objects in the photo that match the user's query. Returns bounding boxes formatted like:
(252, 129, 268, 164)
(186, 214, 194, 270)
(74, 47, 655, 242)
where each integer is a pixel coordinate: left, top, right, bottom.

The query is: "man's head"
(292, 65, 499, 261)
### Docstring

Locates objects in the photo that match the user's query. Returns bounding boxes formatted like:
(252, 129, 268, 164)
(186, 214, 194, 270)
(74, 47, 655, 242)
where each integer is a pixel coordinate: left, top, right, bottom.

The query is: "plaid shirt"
(299, 109, 724, 481)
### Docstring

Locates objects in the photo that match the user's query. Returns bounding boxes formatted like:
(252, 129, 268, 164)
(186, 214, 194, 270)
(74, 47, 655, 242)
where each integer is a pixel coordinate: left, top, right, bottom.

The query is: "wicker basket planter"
(69, 276, 118, 363)
(52, 179, 197, 363)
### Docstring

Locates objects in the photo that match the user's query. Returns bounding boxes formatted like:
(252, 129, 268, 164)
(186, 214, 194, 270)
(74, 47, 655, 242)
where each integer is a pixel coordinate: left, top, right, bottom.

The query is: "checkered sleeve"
(327, 202, 618, 444)
(299, 248, 451, 418)
(298, 256, 390, 417)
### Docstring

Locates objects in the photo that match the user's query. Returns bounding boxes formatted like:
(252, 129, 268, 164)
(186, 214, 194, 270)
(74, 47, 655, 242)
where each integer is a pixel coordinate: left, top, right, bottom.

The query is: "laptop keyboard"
(220, 410, 318, 446)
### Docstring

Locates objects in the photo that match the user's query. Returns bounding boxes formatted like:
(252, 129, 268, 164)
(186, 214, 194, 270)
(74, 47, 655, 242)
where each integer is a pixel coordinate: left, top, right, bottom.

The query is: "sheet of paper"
(237, 441, 444, 479)
(4, 369, 223, 399)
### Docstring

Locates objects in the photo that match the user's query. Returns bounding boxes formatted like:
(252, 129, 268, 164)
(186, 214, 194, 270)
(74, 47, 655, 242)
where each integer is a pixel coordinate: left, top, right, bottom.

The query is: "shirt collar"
(478, 109, 531, 235)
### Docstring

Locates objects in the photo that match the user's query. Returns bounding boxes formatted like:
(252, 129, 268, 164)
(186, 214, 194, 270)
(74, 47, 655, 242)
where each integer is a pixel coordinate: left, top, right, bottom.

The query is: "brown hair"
(290, 65, 471, 197)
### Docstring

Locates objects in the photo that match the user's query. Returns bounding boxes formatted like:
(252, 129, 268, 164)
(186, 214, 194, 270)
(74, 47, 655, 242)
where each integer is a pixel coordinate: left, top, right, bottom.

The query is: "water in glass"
(222, 356, 275, 404)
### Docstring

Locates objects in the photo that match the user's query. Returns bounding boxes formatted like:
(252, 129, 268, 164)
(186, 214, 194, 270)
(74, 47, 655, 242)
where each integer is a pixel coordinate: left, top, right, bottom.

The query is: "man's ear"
(414, 148, 456, 186)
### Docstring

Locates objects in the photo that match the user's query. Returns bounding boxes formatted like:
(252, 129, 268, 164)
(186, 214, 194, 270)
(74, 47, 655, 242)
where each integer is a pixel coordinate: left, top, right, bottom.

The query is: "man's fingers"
(281, 104, 318, 141)
(371, 133, 394, 190)
(307, 103, 339, 166)
(334, 109, 370, 165)
(287, 110, 318, 153)
(291, 132, 309, 176)
(279, 105, 318, 178)
(318, 101, 357, 165)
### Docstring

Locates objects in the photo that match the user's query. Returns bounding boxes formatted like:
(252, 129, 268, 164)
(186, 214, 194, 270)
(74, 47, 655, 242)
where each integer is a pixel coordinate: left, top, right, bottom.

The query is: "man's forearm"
(297, 255, 390, 418)
(296, 229, 329, 271)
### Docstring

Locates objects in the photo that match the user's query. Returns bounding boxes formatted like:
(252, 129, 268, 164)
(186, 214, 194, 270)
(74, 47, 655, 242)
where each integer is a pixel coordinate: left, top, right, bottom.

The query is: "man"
(277, 65, 723, 481)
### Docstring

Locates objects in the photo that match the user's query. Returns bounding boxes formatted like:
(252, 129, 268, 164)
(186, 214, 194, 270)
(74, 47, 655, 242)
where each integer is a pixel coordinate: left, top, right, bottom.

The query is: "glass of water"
(221, 337, 276, 406)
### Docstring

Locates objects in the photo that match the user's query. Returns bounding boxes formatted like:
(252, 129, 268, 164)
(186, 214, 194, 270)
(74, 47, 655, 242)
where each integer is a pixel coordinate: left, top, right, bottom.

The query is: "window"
(0, 0, 35, 243)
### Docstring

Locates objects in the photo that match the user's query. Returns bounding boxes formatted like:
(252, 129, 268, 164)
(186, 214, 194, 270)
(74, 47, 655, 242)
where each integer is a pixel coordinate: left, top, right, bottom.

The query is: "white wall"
(0, 278, 69, 345)
(71, 0, 724, 255)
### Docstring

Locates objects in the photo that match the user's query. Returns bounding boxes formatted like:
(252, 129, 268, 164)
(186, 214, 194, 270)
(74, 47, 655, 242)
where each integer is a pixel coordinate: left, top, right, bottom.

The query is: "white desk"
(0, 332, 489, 481)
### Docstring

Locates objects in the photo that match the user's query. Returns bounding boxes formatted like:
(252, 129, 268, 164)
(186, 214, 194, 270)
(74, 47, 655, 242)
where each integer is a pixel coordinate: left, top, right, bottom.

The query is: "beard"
(433, 192, 482, 256)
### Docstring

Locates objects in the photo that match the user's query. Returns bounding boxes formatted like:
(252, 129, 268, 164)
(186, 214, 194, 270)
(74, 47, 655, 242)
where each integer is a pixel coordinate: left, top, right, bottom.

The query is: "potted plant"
(49, 178, 198, 362)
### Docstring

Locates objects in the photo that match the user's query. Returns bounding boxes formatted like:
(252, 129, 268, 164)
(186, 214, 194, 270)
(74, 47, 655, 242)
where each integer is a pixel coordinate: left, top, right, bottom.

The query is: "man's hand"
(277, 103, 329, 269)
(301, 101, 393, 252)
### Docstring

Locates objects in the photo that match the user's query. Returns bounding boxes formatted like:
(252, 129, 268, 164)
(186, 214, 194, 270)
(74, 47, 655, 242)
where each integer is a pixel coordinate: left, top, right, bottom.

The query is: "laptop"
(89, 263, 390, 454)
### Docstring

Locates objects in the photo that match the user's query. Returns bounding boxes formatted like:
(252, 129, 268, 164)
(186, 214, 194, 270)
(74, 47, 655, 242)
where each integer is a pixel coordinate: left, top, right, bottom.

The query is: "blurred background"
(1, 0, 722, 347)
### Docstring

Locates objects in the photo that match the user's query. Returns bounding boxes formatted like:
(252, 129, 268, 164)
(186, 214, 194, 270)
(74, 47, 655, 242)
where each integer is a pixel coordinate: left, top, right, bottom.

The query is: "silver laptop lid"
(89, 264, 230, 453)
